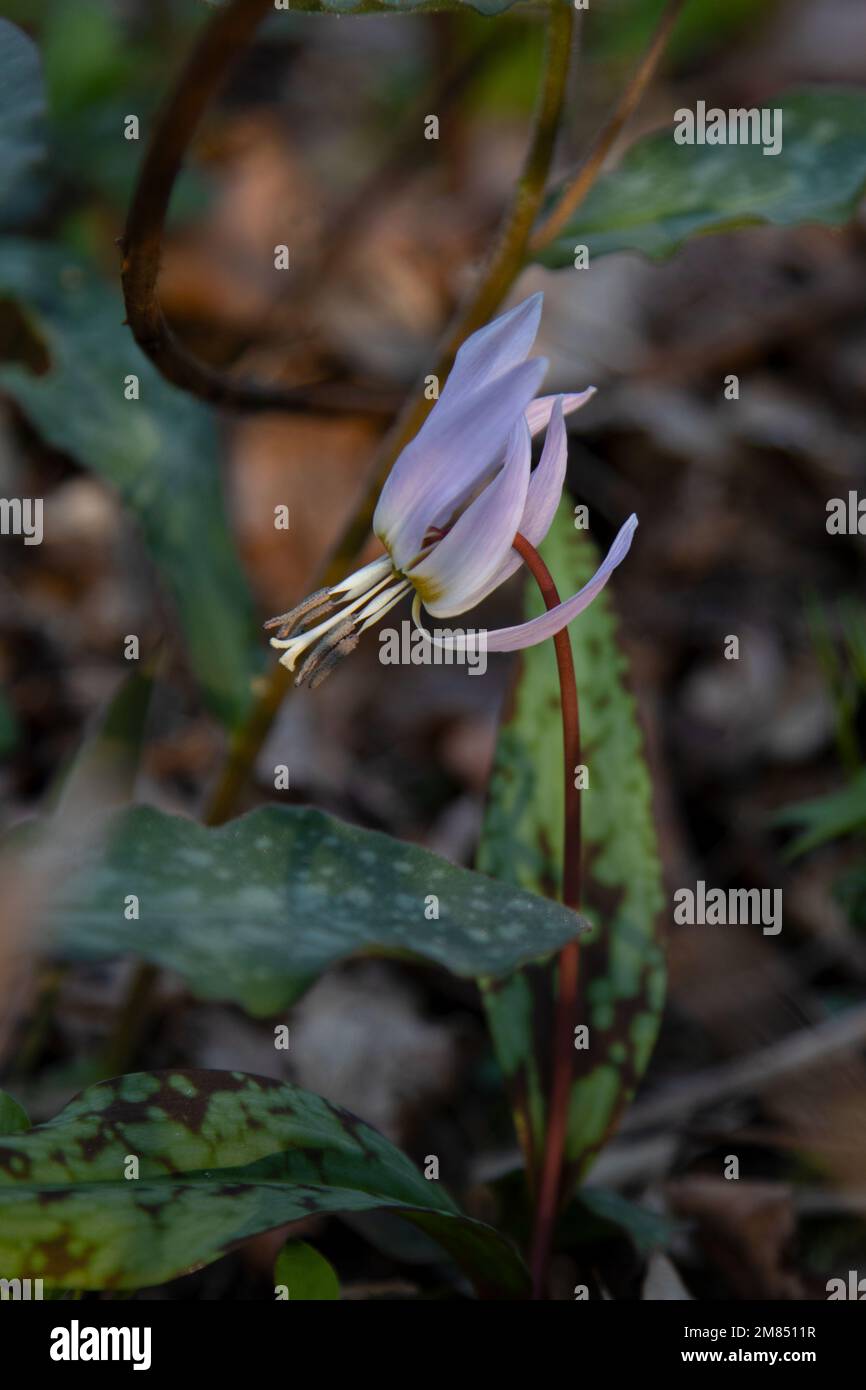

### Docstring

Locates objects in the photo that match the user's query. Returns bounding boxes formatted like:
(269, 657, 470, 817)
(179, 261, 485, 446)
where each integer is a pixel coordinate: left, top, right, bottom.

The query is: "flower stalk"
(512, 532, 583, 1300)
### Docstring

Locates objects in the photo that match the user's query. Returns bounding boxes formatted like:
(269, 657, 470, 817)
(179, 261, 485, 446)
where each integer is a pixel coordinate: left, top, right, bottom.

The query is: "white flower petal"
(373, 356, 547, 571)
(478, 394, 569, 596)
(408, 417, 532, 617)
(526, 387, 595, 437)
(438, 293, 543, 410)
(484, 513, 637, 650)
(416, 394, 572, 614)
(411, 514, 638, 653)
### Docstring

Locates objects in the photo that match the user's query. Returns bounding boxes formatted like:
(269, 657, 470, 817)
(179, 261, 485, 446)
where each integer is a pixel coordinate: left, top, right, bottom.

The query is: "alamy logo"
(826, 492, 866, 535)
(673, 881, 782, 936)
(50, 1320, 152, 1371)
(674, 101, 783, 156)
(0, 498, 43, 545)
(826, 1271, 866, 1299)
(0, 1277, 43, 1299)
(379, 620, 487, 676)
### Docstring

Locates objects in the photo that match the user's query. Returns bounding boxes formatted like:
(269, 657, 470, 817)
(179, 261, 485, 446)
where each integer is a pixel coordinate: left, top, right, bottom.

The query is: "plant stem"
(206, 0, 577, 825)
(512, 531, 583, 1301)
(529, 0, 688, 254)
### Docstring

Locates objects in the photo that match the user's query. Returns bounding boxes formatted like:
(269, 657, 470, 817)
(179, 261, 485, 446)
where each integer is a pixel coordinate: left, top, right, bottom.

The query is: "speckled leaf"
(45, 803, 589, 1015)
(274, 1240, 340, 1300)
(0, 240, 257, 727)
(478, 499, 665, 1193)
(0, 1070, 527, 1295)
(0, 20, 47, 226)
(534, 88, 866, 267)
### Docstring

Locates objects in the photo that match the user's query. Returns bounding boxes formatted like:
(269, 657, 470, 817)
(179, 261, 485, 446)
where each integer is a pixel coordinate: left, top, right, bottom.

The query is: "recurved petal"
(373, 356, 547, 572)
(526, 387, 595, 437)
(411, 514, 638, 653)
(407, 416, 532, 618)
(438, 293, 543, 410)
(484, 513, 638, 650)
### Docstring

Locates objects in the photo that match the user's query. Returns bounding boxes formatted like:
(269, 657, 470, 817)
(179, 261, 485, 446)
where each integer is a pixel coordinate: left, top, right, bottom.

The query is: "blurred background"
(1, 0, 866, 1299)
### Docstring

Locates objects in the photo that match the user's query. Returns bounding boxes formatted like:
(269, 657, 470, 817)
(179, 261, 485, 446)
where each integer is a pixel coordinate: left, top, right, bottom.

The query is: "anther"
(263, 588, 336, 641)
(293, 617, 359, 688)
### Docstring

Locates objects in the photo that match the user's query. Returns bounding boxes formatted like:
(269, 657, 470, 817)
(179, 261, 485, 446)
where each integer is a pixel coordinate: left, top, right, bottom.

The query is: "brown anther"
(263, 588, 336, 640)
(294, 617, 359, 688)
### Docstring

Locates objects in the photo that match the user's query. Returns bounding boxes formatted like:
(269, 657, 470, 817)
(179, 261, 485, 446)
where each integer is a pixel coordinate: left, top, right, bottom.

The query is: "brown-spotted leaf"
(0, 1069, 528, 1296)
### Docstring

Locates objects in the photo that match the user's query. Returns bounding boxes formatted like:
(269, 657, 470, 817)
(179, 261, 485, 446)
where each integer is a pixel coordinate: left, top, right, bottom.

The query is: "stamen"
(271, 570, 398, 665)
(329, 554, 393, 600)
(356, 579, 410, 632)
(263, 588, 335, 641)
(291, 617, 357, 687)
(308, 634, 361, 689)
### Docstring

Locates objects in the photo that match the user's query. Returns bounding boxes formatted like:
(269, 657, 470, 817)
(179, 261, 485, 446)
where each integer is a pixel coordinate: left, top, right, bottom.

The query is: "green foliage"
(478, 500, 665, 1191)
(775, 769, 866, 859)
(40, 1, 132, 119)
(0, 689, 20, 758)
(0, 1092, 30, 1137)
(0, 241, 258, 728)
(274, 1241, 340, 1300)
(807, 595, 866, 775)
(0, 19, 47, 227)
(46, 802, 590, 1015)
(0, 1070, 527, 1295)
(834, 867, 866, 934)
(586, 0, 770, 66)
(534, 88, 866, 267)
(564, 1187, 681, 1255)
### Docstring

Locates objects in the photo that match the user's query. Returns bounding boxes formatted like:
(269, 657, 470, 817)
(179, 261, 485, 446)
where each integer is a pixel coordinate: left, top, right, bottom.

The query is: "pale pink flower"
(267, 293, 637, 685)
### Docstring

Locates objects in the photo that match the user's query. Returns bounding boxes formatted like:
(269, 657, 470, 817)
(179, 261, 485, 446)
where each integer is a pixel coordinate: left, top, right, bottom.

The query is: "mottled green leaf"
(0, 1069, 527, 1295)
(0, 240, 257, 727)
(478, 500, 665, 1191)
(45, 802, 589, 1015)
(0, 1091, 30, 1137)
(274, 1240, 340, 1300)
(534, 88, 866, 268)
(0, 20, 47, 227)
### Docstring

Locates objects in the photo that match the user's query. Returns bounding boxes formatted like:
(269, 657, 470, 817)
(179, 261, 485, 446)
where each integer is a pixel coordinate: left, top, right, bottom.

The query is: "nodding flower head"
(266, 292, 637, 687)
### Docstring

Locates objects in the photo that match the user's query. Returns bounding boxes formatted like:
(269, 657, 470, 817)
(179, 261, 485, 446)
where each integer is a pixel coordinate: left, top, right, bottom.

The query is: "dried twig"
(529, 0, 688, 255)
(120, 0, 392, 415)
(622, 1004, 866, 1134)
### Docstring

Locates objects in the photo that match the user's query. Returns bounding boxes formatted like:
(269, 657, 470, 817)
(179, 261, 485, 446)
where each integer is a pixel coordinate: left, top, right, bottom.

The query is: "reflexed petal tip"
(412, 513, 638, 654)
(526, 387, 596, 437)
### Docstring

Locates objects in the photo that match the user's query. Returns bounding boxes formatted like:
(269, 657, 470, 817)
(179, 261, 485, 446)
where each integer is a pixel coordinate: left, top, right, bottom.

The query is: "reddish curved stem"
(512, 532, 582, 1300)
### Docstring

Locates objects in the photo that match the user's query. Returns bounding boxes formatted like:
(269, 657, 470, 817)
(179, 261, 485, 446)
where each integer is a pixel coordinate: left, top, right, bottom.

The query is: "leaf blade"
(0, 20, 47, 226)
(45, 802, 590, 1015)
(0, 240, 258, 727)
(534, 88, 866, 268)
(0, 1069, 528, 1296)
